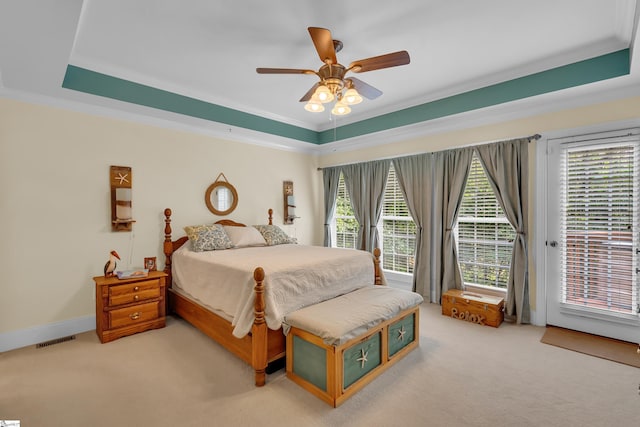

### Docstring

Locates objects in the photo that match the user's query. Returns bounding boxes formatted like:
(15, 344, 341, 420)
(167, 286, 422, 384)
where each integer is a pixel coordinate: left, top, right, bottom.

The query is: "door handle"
(549, 241, 558, 248)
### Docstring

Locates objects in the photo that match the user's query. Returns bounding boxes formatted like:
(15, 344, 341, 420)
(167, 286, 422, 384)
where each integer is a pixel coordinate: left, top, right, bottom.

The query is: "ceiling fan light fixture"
(314, 85, 334, 103)
(343, 88, 363, 105)
(304, 100, 325, 112)
(331, 101, 351, 116)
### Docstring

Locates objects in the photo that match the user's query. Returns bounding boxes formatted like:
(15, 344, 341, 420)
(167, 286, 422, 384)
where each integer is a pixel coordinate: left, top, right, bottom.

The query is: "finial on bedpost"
(268, 209, 273, 225)
(252, 267, 267, 387)
(373, 248, 383, 286)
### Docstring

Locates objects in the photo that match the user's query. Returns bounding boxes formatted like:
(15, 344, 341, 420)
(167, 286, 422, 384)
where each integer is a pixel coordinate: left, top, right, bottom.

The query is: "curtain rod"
(317, 133, 541, 171)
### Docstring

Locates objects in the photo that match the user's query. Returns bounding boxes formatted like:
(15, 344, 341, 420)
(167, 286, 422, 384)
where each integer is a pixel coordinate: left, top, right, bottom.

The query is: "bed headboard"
(162, 208, 274, 285)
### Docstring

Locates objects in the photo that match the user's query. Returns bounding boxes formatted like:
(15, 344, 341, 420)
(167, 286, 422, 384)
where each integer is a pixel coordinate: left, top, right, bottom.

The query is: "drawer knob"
(133, 286, 140, 291)
(129, 312, 140, 320)
(134, 295, 139, 301)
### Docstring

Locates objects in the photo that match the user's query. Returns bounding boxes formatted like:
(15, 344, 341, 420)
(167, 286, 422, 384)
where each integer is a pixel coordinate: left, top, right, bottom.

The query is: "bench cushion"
(284, 286, 423, 346)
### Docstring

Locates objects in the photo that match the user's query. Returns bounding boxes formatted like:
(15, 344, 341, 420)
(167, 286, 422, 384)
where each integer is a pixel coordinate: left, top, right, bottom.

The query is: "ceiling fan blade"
(308, 27, 337, 65)
(348, 50, 410, 73)
(256, 68, 316, 75)
(299, 82, 320, 102)
(347, 77, 383, 100)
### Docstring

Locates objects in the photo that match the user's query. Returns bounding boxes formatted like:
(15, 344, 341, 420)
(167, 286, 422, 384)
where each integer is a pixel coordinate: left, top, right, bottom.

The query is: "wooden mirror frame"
(205, 181, 238, 216)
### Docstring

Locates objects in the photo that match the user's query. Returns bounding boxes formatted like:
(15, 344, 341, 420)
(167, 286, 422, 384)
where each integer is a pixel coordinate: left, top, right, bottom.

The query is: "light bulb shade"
(331, 101, 351, 116)
(314, 85, 334, 103)
(304, 100, 325, 112)
(343, 88, 363, 105)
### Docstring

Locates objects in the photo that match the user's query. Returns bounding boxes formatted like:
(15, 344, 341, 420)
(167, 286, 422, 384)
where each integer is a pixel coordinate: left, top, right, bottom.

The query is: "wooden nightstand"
(94, 270, 167, 343)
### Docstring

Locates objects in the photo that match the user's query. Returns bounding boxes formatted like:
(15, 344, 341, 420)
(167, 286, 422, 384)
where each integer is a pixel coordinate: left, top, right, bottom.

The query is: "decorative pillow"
(253, 224, 297, 246)
(183, 224, 233, 252)
(223, 225, 267, 248)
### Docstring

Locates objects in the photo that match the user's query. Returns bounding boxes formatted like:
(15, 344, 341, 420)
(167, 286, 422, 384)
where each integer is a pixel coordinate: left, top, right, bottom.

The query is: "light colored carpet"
(541, 326, 640, 368)
(1, 304, 638, 427)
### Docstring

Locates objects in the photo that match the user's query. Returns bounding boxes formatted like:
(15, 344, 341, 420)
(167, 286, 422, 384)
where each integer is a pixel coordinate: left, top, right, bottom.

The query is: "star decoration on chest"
(397, 325, 407, 341)
(356, 348, 368, 369)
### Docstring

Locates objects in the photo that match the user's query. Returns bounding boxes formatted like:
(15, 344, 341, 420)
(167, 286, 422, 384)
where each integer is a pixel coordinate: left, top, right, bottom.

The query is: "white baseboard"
(0, 315, 96, 353)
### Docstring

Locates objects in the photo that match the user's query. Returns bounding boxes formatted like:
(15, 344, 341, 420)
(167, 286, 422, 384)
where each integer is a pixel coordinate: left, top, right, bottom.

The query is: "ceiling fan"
(256, 27, 410, 116)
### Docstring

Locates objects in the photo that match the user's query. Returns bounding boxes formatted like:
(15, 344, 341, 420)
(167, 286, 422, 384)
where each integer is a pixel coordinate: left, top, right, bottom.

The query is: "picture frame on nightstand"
(144, 257, 157, 271)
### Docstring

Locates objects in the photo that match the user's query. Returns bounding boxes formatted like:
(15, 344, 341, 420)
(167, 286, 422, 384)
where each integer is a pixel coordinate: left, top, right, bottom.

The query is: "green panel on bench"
(293, 335, 327, 391)
(388, 313, 416, 357)
(343, 331, 381, 389)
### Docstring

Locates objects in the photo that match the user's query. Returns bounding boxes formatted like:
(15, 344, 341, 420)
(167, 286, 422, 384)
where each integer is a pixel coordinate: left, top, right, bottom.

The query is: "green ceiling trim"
(62, 48, 629, 145)
(317, 48, 630, 144)
(62, 65, 319, 143)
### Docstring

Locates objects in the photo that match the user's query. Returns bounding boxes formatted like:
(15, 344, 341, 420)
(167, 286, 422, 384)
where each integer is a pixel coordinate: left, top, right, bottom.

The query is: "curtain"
(475, 138, 530, 324)
(322, 166, 342, 247)
(392, 154, 433, 297)
(342, 160, 390, 252)
(437, 148, 474, 301)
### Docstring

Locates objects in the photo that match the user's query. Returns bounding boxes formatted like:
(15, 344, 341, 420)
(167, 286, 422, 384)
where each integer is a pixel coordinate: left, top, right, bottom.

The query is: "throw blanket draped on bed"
(172, 244, 380, 338)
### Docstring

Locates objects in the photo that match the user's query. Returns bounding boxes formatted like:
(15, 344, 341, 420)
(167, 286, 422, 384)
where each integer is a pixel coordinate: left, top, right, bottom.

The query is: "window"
(560, 142, 639, 315)
(381, 164, 416, 274)
(456, 153, 515, 289)
(332, 165, 416, 276)
(334, 172, 358, 249)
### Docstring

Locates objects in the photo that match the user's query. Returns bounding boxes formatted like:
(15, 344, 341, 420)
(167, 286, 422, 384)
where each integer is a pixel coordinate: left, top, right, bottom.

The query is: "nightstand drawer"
(109, 301, 159, 329)
(108, 279, 161, 306)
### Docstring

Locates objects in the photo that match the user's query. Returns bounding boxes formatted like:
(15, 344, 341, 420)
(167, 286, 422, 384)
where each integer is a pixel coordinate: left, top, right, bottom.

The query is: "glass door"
(546, 130, 640, 343)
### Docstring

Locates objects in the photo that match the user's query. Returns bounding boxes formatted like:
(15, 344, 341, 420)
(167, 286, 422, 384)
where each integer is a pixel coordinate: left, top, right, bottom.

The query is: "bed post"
(163, 208, 174, 286)
(373, 248, 383, 286)
(252, 267, 268, 387)
(268, 208, 273, 225)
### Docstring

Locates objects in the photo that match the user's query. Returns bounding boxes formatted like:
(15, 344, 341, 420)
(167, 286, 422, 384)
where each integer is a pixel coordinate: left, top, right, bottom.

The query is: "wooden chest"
(441, 289, 504, 327)
(284, 287, 423, 407)
(287, 307, 419, 407)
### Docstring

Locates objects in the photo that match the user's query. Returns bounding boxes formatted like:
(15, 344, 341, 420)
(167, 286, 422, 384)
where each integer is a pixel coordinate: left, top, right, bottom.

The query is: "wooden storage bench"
(441, 289, 504, 327)
(284, 286, 423, 407)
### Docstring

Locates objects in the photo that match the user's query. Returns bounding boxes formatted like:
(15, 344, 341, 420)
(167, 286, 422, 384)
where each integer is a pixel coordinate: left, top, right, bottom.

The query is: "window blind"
(381, 165, 416, 274)
(456, 154, 515, 289)
(559, 141, 640, 315)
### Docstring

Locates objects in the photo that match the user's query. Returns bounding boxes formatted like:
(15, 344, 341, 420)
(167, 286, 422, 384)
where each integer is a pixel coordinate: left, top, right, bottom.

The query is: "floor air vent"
(36, 335, 76, 348)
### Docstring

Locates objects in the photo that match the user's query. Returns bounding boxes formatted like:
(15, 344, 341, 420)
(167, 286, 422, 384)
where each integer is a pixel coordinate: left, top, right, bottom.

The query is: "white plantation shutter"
(559, 137, 640, 316)
(456, 153, 515, 289)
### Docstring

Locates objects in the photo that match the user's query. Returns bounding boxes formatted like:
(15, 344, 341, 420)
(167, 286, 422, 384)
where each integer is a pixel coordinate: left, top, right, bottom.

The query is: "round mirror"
(205, 181, 238, 216)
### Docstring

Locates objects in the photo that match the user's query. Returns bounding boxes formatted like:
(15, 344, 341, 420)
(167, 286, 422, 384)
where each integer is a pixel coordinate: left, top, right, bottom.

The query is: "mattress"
(172, 243, 381, 337)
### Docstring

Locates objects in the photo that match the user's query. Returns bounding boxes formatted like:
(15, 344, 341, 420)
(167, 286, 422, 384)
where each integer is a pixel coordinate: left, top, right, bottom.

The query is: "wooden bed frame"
(162, 208, 383, 387)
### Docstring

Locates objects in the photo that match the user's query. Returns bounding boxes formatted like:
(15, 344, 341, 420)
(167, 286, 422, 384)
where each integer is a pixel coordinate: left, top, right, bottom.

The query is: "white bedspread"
(172, 244, 380, 338)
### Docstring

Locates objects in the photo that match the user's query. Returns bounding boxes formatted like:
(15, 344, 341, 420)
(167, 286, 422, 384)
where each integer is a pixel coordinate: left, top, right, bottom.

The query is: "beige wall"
(0, 98, 320, 333)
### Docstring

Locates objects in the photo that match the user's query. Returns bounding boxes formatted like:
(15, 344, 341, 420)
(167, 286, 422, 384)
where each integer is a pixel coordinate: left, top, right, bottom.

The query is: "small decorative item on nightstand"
(104, 250, 120, 278)
(93, 270, 167, 343)
(144, 257, 157, 271)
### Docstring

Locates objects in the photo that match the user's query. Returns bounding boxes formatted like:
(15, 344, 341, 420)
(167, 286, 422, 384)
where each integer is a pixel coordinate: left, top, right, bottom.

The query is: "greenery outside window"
(333, 172, 358, 249)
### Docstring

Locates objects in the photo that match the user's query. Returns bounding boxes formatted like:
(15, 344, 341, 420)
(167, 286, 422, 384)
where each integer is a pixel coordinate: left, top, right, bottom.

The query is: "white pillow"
(223, 225, 267, 248)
